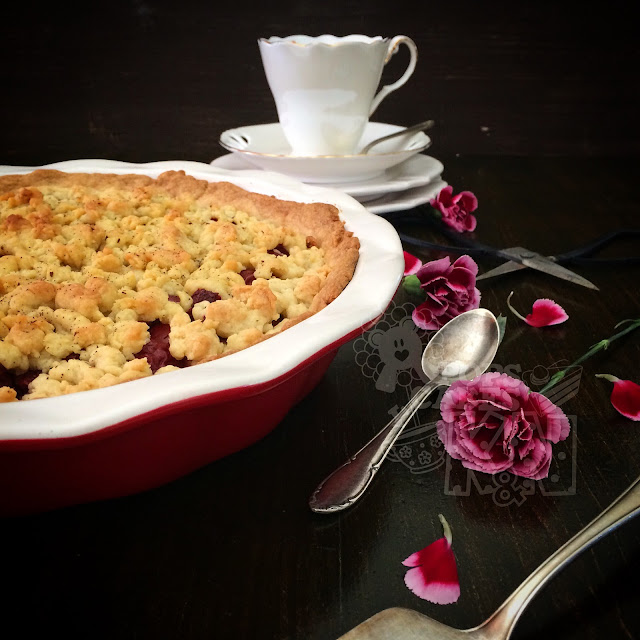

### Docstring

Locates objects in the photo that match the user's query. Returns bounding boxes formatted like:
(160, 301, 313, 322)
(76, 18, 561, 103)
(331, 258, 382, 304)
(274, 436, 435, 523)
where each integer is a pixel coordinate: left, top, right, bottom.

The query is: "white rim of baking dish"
(0, 159, 404, 441)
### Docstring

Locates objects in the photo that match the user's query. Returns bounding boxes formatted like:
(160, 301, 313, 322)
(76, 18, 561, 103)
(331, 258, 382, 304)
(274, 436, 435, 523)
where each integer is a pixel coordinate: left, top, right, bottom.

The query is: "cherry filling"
(239, 269, 256, 285)
(0, 364, 13, 389)
(168, 295, 180, 303)
(0, 322, 190, 397)
(267, 244, 289, 257)
(0, 364, 40, 399)
(191, 289, 221, 305)
(13, 371, 39, 398)
(185, 288, 222, 321)
(135, 322, 187, 373)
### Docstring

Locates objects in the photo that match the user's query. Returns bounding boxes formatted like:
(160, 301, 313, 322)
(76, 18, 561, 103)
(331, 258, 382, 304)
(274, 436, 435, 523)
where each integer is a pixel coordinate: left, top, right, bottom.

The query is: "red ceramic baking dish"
(0, 159, 403, 516)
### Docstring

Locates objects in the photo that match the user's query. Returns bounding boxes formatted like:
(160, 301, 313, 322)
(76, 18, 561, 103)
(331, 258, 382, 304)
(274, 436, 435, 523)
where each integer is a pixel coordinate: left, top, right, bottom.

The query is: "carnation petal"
(453, 255, 479, 277)
(404, 251, 422, 276)
(441, 214, 470, 234)
(430, 185, 454, 209)
(412, 304, 439, 330)
(415, 257, 452, 283)
(507, 293, 568, 328)
(457, 191, 478, 213)
(447, 267, 476, 291)
(610, 379, 640, 421)
(458, 426, 512, 464)
(526, 392, 571, 442)
(526, 299, 569, 327)
(459, 451, 513, 474)
(404, 567, 461, 605)
(464, 214, 478, 232)
(425, 292, 450, 316)
(402, 523, 460, 605)
(437, 419, 466, 462)
(475, 373, 529, 406)
(440, 383, 473, 422)
(596, 375, 640, 421)
(467, 287, 481, 310)
(511, 439, 552, 480)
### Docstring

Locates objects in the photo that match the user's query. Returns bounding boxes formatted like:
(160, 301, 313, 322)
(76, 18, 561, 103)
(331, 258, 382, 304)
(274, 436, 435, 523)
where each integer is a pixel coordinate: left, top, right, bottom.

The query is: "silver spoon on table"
(309, 308, 500, 514)
(360, 119, 435, 154)
(338, 474, 640, 639)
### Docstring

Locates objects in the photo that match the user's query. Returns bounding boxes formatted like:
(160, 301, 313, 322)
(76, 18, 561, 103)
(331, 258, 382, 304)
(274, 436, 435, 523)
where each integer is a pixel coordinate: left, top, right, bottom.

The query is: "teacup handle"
(369, 35, 418, 116)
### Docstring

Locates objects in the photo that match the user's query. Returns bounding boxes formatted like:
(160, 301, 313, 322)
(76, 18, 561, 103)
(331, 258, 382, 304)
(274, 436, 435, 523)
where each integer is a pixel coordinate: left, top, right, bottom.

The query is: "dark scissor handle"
(382, 211, 640, 266)
(380, 211, 509, 260)
(555, 229, 640, 265)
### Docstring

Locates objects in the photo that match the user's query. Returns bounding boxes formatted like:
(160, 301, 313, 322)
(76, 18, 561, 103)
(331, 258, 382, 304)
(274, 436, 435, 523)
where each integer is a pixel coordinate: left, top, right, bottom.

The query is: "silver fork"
(339, 475, 640, 639)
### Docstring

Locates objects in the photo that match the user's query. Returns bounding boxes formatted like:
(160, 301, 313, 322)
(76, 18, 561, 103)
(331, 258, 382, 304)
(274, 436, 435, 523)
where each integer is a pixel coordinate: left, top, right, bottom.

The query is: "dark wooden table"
(2, 2, 640, 639)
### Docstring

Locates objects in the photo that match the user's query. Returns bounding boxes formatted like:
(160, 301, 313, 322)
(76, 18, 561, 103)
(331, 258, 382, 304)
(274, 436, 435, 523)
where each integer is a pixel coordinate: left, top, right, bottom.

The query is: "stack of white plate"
(211, 122, 446, 214)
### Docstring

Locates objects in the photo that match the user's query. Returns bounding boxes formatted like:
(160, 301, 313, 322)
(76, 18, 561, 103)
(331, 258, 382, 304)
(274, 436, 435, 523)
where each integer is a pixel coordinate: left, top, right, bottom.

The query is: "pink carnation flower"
(430, 186, 478, 233)
(437, 372, 571, 480)
(412, 255, 481, 330)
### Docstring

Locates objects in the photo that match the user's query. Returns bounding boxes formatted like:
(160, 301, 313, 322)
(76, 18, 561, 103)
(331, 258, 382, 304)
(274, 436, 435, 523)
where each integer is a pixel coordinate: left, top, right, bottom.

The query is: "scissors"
(475, 228, 640, 286)
(380, 211, 640, 290)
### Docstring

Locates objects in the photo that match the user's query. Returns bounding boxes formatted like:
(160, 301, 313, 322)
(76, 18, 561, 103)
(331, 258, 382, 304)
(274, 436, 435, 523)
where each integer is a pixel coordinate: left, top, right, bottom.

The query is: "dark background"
(2, 0, 639, 163)
(1, 2, 640, 640)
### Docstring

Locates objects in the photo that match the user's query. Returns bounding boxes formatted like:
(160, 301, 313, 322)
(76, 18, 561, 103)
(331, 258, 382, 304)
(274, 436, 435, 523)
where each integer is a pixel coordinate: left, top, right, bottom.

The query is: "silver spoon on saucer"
(360, 119, 435, 154)
(309, 308, 500, 514)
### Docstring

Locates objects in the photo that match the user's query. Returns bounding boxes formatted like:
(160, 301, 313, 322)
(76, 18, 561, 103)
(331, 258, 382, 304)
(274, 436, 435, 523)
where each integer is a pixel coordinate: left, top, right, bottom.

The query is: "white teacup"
(258, 34, 418, 157)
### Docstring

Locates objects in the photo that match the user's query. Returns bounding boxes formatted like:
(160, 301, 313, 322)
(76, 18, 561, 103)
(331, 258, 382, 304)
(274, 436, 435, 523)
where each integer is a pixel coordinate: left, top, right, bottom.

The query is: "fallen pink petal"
(507, 292, 568, 327)
(402, 514, 460, 605)
(404, 251, 422, 276)
(595, 374, 640, 421)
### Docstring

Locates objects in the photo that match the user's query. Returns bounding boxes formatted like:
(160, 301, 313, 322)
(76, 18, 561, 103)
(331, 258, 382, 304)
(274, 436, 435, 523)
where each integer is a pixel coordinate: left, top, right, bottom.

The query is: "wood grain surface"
(1, 1, 639, 162)
(1, 2, 639, 639)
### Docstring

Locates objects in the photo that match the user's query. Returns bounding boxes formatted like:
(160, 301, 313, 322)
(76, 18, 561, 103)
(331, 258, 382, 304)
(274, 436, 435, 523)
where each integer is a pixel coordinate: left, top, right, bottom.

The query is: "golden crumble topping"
(0, 170, 359, 401)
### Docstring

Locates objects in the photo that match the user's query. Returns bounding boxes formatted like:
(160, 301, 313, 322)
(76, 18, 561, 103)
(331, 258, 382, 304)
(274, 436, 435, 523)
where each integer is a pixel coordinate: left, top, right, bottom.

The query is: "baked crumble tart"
(0, 170, 359, 401)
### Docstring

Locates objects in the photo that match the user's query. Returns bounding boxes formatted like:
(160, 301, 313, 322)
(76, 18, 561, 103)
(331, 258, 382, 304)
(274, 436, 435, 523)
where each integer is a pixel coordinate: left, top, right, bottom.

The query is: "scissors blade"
(497, 247, 600, 290)
(477, 260, 528, 280)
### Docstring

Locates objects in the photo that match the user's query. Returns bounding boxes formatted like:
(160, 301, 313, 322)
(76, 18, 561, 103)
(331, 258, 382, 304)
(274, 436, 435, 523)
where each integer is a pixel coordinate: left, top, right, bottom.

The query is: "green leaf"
(402, 275, 424, 298)
(496, 314, 507, 345)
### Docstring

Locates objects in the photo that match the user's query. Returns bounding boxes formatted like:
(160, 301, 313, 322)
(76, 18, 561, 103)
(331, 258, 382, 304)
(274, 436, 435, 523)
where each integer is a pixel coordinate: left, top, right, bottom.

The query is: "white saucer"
(218, 122, 430, 183)
(364, 177, 448, 214)
(211, 153, 444, 200)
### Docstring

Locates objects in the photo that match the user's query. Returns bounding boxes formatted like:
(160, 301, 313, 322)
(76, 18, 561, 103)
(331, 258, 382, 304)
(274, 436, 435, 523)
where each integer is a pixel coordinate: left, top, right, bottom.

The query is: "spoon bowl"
(309, 308, 500, 513)
(422, 307, 500, 382)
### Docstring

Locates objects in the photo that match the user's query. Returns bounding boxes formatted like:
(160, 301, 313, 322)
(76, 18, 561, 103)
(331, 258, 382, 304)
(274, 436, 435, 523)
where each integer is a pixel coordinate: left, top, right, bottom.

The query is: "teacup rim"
(258, 34, 388, 47)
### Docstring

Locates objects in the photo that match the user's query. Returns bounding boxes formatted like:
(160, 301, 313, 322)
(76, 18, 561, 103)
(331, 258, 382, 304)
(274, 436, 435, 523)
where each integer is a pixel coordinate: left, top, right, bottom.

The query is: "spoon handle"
(309, 380, 442, 513)
(479, 474, 640, 640)
(361, 119, 435, 154)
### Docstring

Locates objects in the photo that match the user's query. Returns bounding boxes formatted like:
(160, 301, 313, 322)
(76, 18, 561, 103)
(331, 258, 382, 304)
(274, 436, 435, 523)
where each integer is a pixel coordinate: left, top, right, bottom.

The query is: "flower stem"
(595, 373, 620, 383)
(438, 514, 453, 546)
(506, 291, 527, 322)
(539, 319, 640, 395)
